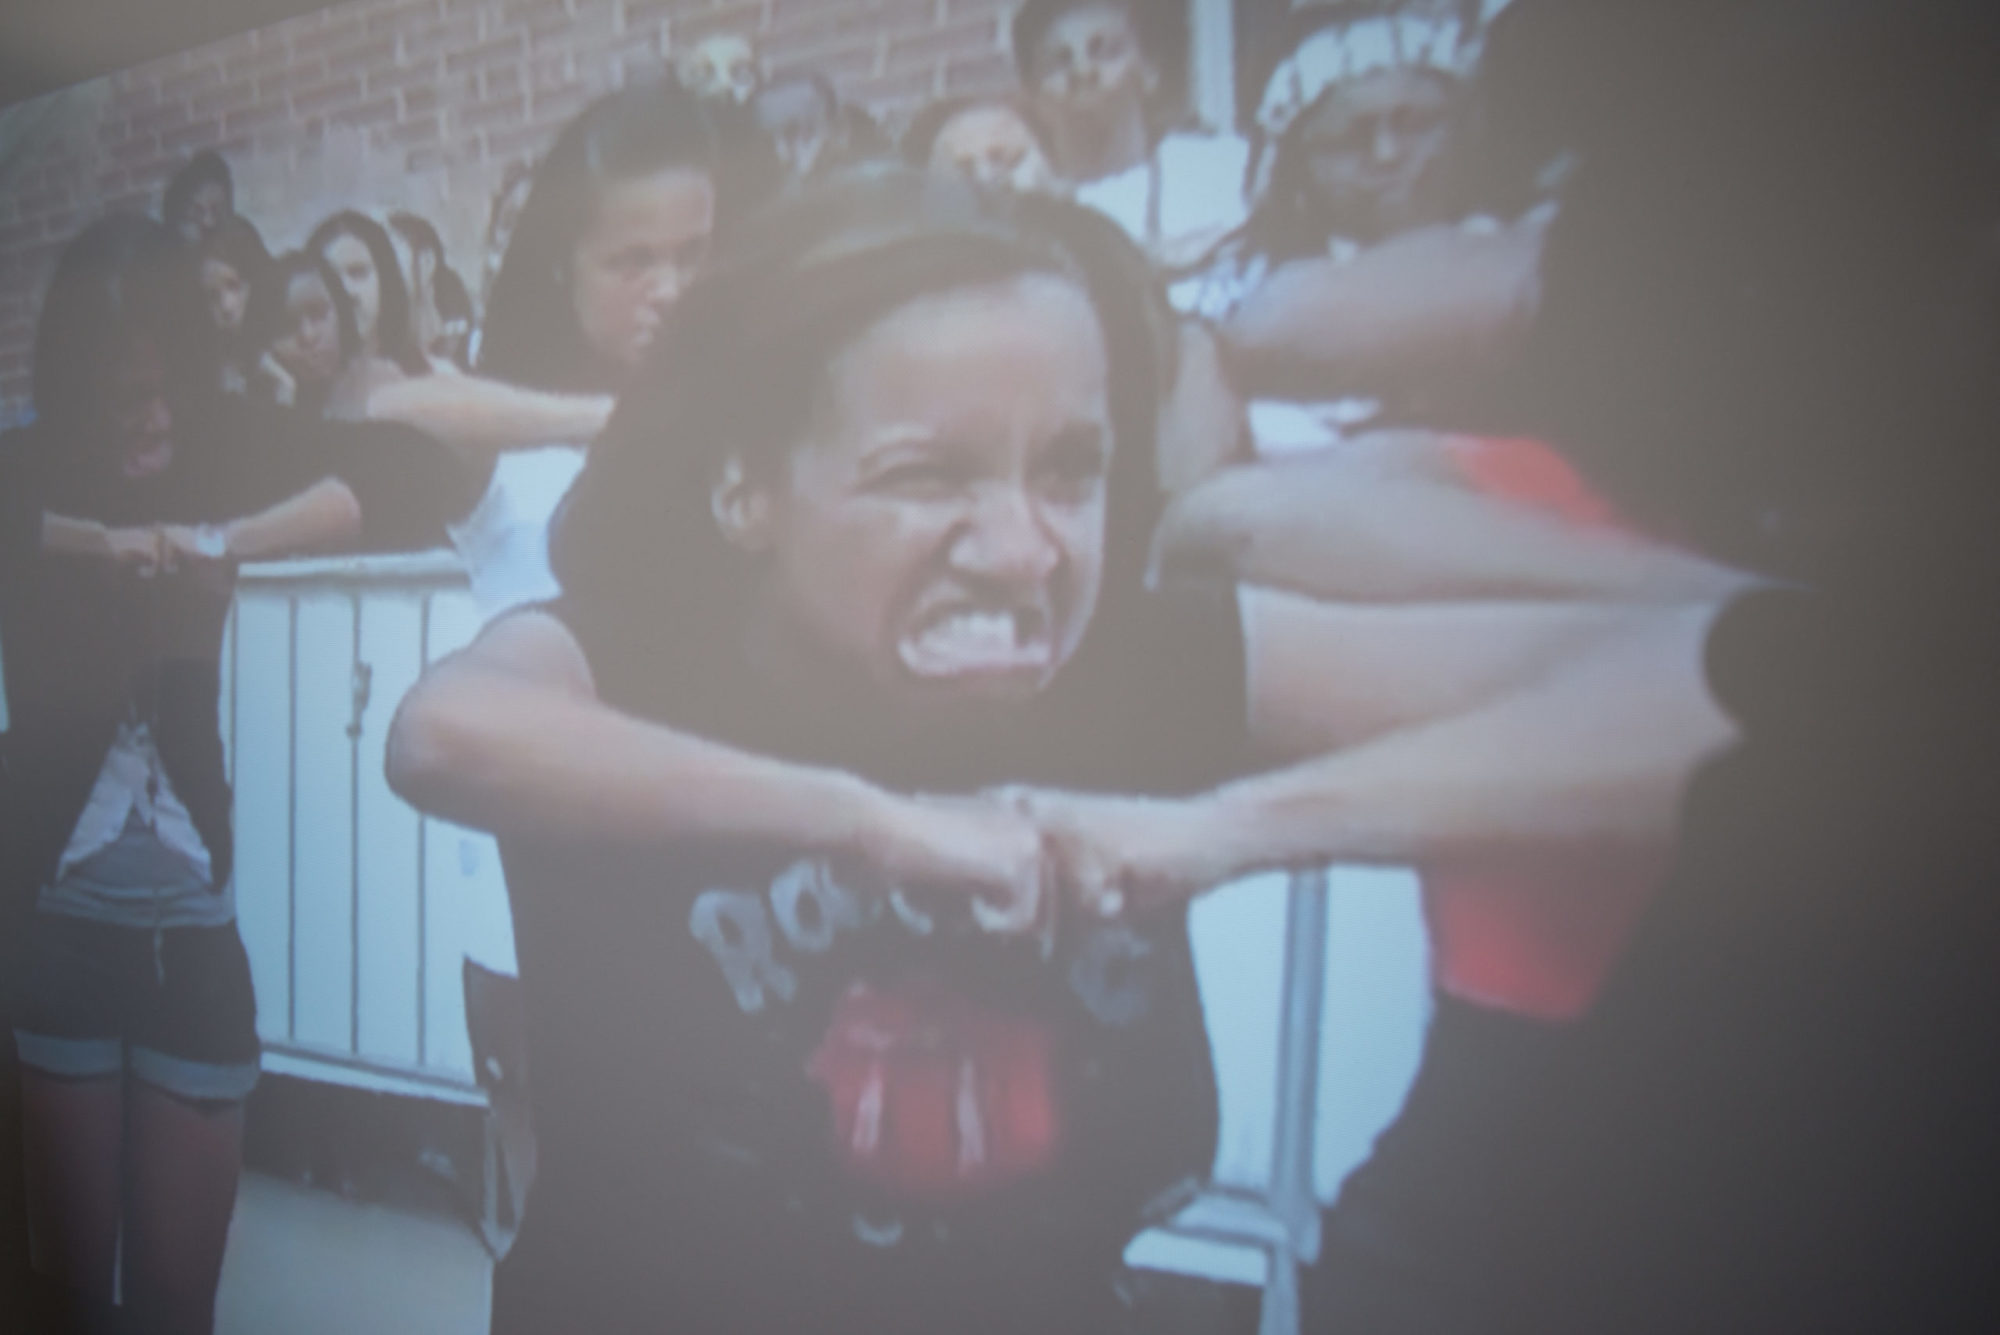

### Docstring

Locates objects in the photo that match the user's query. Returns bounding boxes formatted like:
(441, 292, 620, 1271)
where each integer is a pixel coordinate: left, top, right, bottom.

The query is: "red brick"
(160, 118, 225, 157)
(849, 65, 944, 105)
(445, 32, 529, 77)
(291, 75, 365, 117)
(331, 95, 403, 130)
(529, 4, 618, 48)
(481, 121, 558, 166)
(404, 14, 485, 64)
(455, 95, 529, 134)
(941, 49, 1013, 93)
(286, 11, 373, 62)
(768, 40, 883, 85)
(158, 59, 225, 104)
(374, 115, 446, 151)
(403, 83, 442, 118)
(222, 100, 295, 138)
(193, 79, 260, 119)
(669, 4, 770, 47)
(885, 14, 999, 71)
(483, 64, 526, 100)
(322, 34, 402, 79)
(106, 132, 164, 168)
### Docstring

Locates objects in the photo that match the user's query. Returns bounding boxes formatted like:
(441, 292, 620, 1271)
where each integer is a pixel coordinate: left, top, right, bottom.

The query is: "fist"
(999, 788, 1234, 923)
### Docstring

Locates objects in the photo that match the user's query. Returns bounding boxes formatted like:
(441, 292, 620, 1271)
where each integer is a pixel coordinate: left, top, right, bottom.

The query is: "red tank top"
(1423, 436, 1663, 1021)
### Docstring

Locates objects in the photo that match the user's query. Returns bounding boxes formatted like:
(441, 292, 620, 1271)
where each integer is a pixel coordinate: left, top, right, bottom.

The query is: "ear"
(710, 455, 774, 552)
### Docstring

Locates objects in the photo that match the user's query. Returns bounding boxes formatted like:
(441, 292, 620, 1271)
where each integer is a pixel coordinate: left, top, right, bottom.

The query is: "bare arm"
(1219, 216, 1545, 401)
(40, 478, 363, 570)
(207, 477, 363, 562)
(364, 375, 613, 462)
(1153, 453, 1757, 604)
(1215, 597, 1733, 872)
(385, 611, 1046, 913)
(1019, 593, 1734, 917)
(1156, 321, 1251, 497)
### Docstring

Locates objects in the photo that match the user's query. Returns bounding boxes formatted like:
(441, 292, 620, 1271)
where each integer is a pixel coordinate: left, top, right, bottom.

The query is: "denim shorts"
(11, 910, 261, 1102)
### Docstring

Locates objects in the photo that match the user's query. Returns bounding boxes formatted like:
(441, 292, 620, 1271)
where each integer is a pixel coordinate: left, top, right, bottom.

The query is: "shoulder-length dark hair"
(198, 215, 275, 348)
(31, 213, 215, 496)
(307, 209, 428, 375)
(551, 165, 1177, 682)
(1230, 69, 1472, 269)
(253, 250, 362, 408)
(162, 150, 232, 235)
(478, 80, 726, 393)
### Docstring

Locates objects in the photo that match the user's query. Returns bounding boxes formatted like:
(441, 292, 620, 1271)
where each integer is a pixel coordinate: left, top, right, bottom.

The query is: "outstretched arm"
(364, 375, 613, 462)
(1219, 215, 1546, 402)
(1020, 592, 1733, 917)
(385, 610, 1046, 918)
(1153, 452, 1757, 604)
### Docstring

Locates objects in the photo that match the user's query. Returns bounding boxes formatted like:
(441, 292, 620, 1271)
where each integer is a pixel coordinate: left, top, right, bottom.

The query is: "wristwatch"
(192, 524, 231, 561)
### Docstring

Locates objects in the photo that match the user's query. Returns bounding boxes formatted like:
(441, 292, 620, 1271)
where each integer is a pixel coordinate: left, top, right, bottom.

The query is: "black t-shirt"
(493, 581, 1248, 1328)
(0, 399, 473, 896)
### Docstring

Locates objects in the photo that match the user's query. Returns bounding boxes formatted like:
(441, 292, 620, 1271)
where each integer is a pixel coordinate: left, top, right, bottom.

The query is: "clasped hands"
(97, 522, 234, 581)
(860, 785, 1242, 951)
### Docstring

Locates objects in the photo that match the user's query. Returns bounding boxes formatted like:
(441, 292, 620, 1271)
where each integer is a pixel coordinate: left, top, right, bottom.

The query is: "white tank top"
(447, 444, 589, 623)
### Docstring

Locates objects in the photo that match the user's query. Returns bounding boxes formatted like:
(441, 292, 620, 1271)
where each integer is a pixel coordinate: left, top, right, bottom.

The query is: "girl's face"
(108, 335, 174, 481)
(1028, 5, 1158, 122)
(272, 271, 345, 388)
(1298, 69, 1459, 239)
(930, 105, 1058, 196)
(176, 181, 229, 244)
(199, 256, 250, 336)
(727, 274, 1113, 714)
(323, 232, 383, 353)
(568, 167, 716, 379)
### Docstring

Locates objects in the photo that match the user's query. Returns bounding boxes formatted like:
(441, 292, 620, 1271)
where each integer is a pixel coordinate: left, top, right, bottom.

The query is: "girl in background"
(193, 216, 288, 403)
(306, 210, 431, 379)
(256, 250, 392, 420)
(2, 213, 467, 1335)
(393, 80, 734, 622)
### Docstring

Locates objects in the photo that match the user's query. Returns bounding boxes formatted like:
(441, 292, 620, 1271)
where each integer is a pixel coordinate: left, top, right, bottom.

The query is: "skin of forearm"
(40, 513, 117, 559)
(1220, 222, 1543, 399)
(365, 375, 612, 460)
(1156, 462, 1756, 604)
(386, 663, 886, 857)
(219, 478, 363, 561)
(1204, 605, 1736, 879)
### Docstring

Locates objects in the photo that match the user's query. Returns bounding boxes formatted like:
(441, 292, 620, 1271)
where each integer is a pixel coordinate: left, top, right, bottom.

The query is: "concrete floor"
(215, 1173, 490, 1335)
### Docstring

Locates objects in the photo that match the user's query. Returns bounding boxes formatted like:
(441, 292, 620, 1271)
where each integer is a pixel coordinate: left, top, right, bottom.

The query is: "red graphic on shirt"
(808, 978, 1062, 1202)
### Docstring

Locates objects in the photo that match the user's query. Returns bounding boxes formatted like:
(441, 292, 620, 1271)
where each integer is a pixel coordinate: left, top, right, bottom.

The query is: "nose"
(643, 263, 687, 314)
(951, 484, 1060, 587)
(139, 393, 171, 438)
(1371, 120, 1402, 167)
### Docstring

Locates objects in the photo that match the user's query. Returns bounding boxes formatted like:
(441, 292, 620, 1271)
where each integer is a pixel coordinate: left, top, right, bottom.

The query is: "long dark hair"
(307, 209, 428, 375)
(551, 167, 1177, 711)
(478, 80, 727, 393)
(197, 215, 274, 352)
(30, 213, 214, 501)
(253, 250, 362, 413)
(161, 150, 232, 236)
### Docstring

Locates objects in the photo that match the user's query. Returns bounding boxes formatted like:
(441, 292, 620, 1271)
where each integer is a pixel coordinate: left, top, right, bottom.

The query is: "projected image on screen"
(7, 2, 1888, 1334)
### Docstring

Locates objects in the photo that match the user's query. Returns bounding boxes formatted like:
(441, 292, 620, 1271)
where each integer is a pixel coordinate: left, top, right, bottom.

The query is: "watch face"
(196, 528, 229, 560)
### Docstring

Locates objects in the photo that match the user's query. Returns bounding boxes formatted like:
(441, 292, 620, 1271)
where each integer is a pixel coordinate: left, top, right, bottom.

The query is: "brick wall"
(0, 0, 1022, 424)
